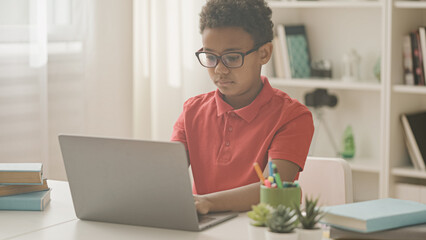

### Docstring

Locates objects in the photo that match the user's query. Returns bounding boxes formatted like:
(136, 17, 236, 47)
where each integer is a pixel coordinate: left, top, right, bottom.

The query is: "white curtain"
(0, 0, 133, 180)
(1, 0, 212, 179)
(133, 0, 214, 141)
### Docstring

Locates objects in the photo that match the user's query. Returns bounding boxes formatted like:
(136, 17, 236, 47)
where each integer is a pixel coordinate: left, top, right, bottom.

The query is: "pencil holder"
(260, 185, 301, 209)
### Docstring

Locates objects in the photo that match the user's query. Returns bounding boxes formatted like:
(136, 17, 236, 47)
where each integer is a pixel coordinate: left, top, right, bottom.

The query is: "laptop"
(58, 134, 238, 231)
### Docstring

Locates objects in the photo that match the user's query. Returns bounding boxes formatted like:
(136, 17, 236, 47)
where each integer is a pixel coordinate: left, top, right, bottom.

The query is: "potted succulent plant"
(247, 203, 272, 240)
(294, 196, 325, 240)
(265, 205, 298, 240)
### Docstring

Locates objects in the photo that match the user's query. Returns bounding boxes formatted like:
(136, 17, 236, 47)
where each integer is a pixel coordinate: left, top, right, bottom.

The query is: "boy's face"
(201, 27, 265, 100)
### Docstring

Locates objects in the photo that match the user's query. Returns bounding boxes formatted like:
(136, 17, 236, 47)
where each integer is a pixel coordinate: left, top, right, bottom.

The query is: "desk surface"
(1, 180, 330, 240)
(0, 181, 76, 240)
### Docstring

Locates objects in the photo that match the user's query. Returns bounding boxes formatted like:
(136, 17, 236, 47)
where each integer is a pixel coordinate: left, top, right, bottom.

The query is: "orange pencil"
(253, 162, 265, 182)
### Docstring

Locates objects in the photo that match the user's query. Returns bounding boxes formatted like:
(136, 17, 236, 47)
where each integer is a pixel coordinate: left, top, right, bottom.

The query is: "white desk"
(0, 181, 76, 240)
(1, 181, 330, 240)
(0, 180, 250, 240)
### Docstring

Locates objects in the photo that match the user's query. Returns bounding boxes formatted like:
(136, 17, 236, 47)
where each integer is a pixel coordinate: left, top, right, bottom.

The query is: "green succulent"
(295, 196, 324, 229)
(266, 205, 297, 233)
(247, 203, 272, 227)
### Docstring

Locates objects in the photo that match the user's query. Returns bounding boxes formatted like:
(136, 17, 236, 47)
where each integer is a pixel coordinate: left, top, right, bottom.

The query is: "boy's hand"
(193, 195, 212, 214)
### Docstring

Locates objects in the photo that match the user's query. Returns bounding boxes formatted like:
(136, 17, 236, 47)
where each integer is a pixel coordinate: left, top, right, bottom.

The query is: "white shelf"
(393, 85, 426, 95)
(268, 0, 382, 9)
(392, 167, 426, 179)
(394, 1, 426, 9)
(347, 157, 381, 173)
(270, 78, 381, 91)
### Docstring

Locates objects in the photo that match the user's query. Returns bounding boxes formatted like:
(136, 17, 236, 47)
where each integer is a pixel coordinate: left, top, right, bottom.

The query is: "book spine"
(403, 35, 415, 85)
(272, 36, 285, 78)
(416, 30, 425, 86)
(411, 32, 420, 85)
(0, 190, 50, 211)
(0, 196, 43, 211)
(276, 24, 292, 79)
(0, 179, 48, 197)
(410, 32, 419, 85)
(418, 27, 426, 86)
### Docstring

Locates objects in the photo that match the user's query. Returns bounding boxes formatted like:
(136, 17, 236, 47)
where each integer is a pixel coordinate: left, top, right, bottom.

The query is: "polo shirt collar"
(215, 76, 274, 122)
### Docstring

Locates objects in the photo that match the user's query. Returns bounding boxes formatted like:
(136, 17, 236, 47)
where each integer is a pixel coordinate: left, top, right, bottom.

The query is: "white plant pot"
(248, 224, 266, 240)
(295, 228, 323, 240)
(265, 230, 298, 240)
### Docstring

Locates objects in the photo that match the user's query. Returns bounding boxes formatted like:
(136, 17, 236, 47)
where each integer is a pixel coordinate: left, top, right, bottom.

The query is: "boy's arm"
(194, 159, 300, 214)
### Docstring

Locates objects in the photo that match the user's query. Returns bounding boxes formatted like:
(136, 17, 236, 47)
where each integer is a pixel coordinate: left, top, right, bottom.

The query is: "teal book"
(0, 163, 43, 184)
(321, 198, 426, 233)
(0, 189, 51, 211)
(284, 25, 311, 78)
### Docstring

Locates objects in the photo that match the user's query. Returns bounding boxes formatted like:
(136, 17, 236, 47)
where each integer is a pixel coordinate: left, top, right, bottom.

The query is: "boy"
(171, 0, 314, 214)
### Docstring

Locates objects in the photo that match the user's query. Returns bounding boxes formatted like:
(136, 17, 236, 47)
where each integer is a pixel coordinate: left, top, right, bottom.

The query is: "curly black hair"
(199, 0, 274, 46)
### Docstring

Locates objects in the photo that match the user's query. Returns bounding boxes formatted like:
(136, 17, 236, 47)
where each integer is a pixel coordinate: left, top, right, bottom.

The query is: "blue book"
(0, 189, 51, 211)
(0, 163, 43, 185)
(321, 198, 426, 233)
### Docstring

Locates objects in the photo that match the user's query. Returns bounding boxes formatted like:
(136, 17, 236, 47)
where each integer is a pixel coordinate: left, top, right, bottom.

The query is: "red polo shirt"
(171, 76, 314, 195)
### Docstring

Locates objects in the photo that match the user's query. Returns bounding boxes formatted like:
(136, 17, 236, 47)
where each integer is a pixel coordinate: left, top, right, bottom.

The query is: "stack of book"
(321, 198, 426, 240)
(0, 163, 51, 211)
(402, 26, 426, 86)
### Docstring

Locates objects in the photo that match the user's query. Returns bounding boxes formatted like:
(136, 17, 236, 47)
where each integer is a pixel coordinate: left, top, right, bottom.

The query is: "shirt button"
(228, 127, 233, 132)
(225, 141, 230, 146)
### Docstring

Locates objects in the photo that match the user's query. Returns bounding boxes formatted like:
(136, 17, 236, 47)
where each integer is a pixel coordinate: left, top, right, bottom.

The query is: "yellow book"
(0, 179, 48, 197)
(0, 163, 43, 184)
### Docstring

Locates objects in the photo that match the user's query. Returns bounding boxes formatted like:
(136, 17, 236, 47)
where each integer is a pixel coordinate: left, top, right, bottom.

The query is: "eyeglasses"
(195, 42, 267, 68)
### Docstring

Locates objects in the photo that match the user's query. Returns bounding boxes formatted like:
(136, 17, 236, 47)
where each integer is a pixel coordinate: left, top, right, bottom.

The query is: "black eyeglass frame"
(195, 41, 269, 69)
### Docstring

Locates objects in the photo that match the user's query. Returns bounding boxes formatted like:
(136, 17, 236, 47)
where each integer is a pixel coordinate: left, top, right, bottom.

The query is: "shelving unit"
(268, 1, 382, 9)
(393, 85, 426, 94)
(269, 78, 381, 91)
(394, 0, 426, 9)
(267, 0, 426, 202)
(386, 0, 426, 203)
(392, 167, 426, 180)
(268, 0, 386, 202)
(268, 0, 426, 202)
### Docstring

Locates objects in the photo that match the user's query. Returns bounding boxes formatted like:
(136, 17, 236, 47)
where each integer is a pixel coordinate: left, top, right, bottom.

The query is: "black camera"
(304, 88, 338, 108)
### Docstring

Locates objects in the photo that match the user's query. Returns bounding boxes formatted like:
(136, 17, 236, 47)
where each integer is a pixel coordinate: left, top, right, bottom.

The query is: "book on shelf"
(403, 34, 415, 85)
(416, 29, 425, 86)
(411, 31, 425, 86)
(272, 36, 285, 78)
(420, 27, 426, 85)
(329, 223, 426, 240)
(275, 24, 292, 79)
(0, 189, 51, 211)
(284, 25, 311, 79)
(0, 163, 43, 184)
(401, 111, 426, 171)
(0, 178, 48, 197)
(321, 198, 426, 233)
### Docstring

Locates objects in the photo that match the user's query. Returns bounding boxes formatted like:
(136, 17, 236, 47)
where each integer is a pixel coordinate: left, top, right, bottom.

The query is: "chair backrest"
(298, 156, 353, 207)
